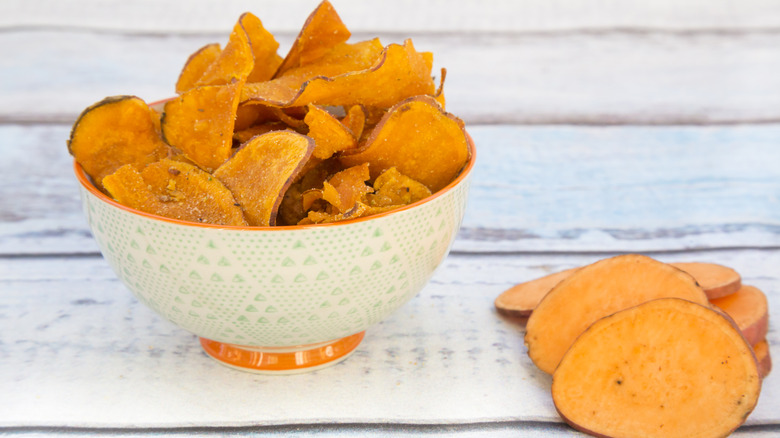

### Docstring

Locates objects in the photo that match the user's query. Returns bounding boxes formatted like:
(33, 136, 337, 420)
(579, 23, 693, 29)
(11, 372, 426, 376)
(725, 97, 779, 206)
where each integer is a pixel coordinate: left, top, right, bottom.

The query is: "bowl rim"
(74, 132, 476, 231)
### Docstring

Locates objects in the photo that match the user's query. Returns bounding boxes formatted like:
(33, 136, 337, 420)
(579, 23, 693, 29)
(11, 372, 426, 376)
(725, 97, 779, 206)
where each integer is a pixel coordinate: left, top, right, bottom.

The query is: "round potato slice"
(525, 254, 710, 374)
(553, 298, 761, 438)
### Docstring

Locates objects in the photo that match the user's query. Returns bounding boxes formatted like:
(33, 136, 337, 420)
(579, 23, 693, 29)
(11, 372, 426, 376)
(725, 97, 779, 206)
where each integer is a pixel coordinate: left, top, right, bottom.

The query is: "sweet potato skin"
(552, 298, 761, 438)
(754, 340, 772, 379)
(525, 254, 709, 374)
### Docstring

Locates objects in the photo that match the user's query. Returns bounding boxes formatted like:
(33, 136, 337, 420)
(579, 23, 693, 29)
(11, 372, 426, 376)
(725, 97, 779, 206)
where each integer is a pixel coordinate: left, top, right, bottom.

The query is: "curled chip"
(68, 95, 170, 188)
(304, 104, 357, 160)
(194, 20, 254, 87)
(242, 39, 383, 106)
(242, 39, 434, 109)
(176, 43, 222, 94)
(102, 159, 247, 226)
(214, 131, 314, 226)
(339, 95, 469, 192)
(366, 167, 432, 207)
(340, 105, 366, 140)
(162, 81, 242, 172)
(240, 12, 283, 83)
(300, 201, 395, 225)
(320, 163, 372, 213)
(273, 0, 350, 77)
(233, 122, 286, 144)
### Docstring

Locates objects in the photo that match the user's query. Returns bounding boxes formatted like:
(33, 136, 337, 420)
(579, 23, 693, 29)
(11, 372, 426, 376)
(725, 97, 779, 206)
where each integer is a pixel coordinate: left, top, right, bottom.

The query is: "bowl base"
(199, 332, 365, 374)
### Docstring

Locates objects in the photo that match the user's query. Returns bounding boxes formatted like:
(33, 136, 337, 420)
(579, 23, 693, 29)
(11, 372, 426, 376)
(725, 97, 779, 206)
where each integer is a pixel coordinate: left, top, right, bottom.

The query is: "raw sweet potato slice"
(240, 12, 283, 83)
(494, 268, 579, 318)
(670, 262, 742, 299)
(214, 131, 314, 226)
(365, 167, 432, 208)
(194, 20, 253, 87)
(552, 298, 761, 438)
(339, 95, 469, 192)
(162, 81, 242, 172)
(304, 104, 357, 160)
(102, 159, 247, 226)
(273, 0, 350, 78)
(175, 43, 222, 94)
(497, 261, 741, 318)
(754, 340, 772, 379)
(525, 254, 710, 374)
(711, 285, 769, 346)
(68, 95, 170, 188)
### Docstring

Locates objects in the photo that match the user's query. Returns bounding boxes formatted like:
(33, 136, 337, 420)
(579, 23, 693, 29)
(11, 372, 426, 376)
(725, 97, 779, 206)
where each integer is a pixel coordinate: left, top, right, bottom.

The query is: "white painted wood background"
(1, 0, 778, 436)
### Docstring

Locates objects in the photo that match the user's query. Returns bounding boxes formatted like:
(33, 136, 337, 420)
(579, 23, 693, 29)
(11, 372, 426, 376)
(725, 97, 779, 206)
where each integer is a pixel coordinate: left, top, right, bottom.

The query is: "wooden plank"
(3, 0, 780, 33)
(2, 124, 779, 255)
(3, 31, 780, 125)
(1, 249, 777, 428)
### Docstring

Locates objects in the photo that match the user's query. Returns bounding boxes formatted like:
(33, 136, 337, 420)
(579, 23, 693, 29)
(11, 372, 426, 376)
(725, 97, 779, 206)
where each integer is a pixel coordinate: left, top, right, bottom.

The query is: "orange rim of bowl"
(73, 130, 476, 231)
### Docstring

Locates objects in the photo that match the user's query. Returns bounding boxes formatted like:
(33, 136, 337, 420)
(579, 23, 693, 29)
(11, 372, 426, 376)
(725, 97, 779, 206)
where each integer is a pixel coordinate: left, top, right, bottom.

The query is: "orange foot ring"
(200, 332, 365, 374)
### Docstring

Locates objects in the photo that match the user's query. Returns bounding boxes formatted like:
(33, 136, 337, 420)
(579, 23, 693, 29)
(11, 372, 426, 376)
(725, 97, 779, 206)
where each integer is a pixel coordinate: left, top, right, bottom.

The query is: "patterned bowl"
(74, 136, 475, 374)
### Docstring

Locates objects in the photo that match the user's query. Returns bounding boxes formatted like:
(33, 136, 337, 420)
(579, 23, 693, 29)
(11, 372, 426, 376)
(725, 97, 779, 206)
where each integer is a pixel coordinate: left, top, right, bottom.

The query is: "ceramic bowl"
(74, 137, 475, 374)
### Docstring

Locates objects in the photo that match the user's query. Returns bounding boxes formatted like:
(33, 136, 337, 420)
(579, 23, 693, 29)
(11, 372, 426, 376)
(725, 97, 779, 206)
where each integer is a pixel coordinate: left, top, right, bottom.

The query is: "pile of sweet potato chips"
(68, 1, 471, 227)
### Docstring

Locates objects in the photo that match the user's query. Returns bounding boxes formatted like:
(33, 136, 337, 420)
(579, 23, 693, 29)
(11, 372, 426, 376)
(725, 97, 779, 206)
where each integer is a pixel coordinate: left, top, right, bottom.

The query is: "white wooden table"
(1, 1, 778, 436)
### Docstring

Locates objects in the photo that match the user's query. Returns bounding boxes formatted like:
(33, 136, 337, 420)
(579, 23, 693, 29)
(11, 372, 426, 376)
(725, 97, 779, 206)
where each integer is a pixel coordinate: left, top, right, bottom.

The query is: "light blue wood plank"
(457, 125, 780, 252)
(1, 125, 779, 254)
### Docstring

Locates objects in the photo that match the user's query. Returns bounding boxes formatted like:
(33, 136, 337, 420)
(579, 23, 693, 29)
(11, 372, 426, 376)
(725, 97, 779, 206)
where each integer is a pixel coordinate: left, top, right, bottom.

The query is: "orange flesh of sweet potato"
(239, 12, 282, 83)
(194, 21, 254, 87)
(525, 254, 710, 375)
(339, 95, 469, 193)
(304, 104, 357, 159)
(162, 81, 242, 172)
(552, 298, 761, 438)
(68, 96, 170, 188)
(494, 268, 580, 318)
(213, 131, 314, 226)
(754, 340, 772, 379)
(175, 43, 222, 94)
(498, 261, 742, 318)
(711, 285, 769, 347)
(102, 159, 247, 226)
(273, 0, 350, 78)
(670, 262, 742, 299)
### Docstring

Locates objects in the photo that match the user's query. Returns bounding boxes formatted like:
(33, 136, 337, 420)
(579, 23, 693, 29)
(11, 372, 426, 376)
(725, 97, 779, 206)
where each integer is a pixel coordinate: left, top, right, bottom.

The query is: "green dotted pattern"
(79, 177, 470, 347)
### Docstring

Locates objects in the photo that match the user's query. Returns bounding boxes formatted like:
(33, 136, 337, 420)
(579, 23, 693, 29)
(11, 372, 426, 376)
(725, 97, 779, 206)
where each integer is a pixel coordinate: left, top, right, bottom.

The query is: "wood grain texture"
(2, 124, 779, 255)
(0, 250, 777, 429)
(3, 31, 780, 124)
(3, 0, 780, 33)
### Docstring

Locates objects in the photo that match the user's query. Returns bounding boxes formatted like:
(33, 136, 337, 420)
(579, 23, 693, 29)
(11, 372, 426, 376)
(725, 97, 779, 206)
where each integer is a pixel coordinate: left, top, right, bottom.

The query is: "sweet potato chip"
(339, 95, 469, 192)
(102, 159, 247, 226)
(320, 163, 372, 213)
(299, 201, 395, 225)
(241, 39, 384, 106)
(240, 12, 283, 83)
(366, 167, 432, 207)
(232, 122, 286, 144)
(214, 131, 314, 226)
(273, 0, 350, 77)
(341, 105, 366, 140)
(305, 104, 357, 159)
(175, 43, 222, 94)
(194, 20, 253, 87)
(162, 81, 242, 172)
(68, 95, 170, 188)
